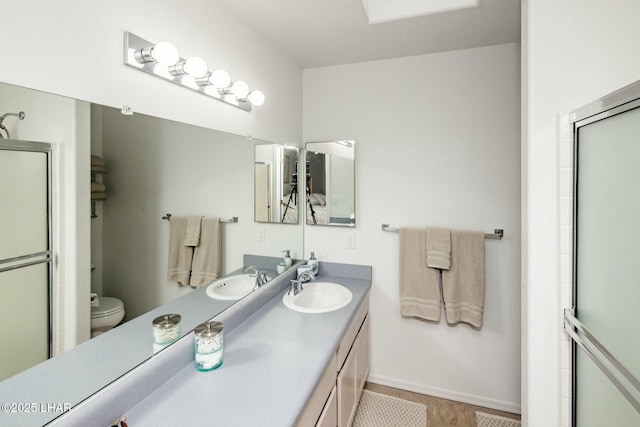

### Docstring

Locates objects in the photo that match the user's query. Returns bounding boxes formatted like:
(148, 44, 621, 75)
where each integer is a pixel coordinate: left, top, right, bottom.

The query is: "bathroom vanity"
(29, 261, 372, 427)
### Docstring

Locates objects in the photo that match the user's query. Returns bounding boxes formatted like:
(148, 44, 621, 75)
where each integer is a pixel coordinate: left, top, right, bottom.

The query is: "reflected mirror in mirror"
(254, 144, 299, 224)
(0, 80, 303, 421)
(305, 140, 356, 227)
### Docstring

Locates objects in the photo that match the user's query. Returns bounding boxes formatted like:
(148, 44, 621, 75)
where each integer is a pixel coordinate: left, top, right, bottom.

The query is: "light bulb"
(183, 56, 208, 78)
(247, 90, 265, 106)
(151, 42, 179, 65)
(211, 69, 231, 88)
(230, 81, 250, 99)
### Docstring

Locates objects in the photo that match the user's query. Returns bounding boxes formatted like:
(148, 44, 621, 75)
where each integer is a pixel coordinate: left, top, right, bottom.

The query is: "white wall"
(0, 0, 302, 350)
(524, 1, 640, 426)
(304, 43, 521, 412)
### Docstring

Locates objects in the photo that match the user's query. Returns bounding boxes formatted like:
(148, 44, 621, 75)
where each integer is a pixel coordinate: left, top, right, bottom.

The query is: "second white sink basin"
(283, 282, 353, 313)
(206, 274, 271, 300)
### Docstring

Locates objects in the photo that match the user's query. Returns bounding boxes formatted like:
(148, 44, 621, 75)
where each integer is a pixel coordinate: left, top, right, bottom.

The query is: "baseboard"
(367, 373, 522, 415)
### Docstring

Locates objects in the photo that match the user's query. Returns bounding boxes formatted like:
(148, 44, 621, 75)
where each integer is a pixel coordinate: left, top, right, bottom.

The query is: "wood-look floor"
(364, 382, 521, 427)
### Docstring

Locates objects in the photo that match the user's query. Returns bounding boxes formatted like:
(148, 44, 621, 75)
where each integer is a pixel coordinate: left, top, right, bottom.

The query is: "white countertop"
(125, 274, 371, 427)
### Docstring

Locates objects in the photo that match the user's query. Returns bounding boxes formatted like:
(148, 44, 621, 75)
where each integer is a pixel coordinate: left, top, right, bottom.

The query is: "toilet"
(90, 296, 125, 338)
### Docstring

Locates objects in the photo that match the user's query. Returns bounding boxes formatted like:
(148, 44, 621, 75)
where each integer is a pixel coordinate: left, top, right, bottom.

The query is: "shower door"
(566, 81, 640, 426)
(0, 140, 52, 381)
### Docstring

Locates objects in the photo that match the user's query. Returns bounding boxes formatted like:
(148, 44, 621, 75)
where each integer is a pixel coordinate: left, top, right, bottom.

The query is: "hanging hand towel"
(399, 227, 442, 321)
(91, 182, 106, 193)
(167, 216, 195, 286)
(190, 217, 221, 287)
(426, 227, 451, 270)
(441, 230, 485, 327)
(184, 216, 203, 247)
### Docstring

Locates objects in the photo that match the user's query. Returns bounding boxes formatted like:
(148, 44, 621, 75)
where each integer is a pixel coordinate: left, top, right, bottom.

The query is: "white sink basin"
(206, 273, 271, 300)
(283, 281, 353, 313)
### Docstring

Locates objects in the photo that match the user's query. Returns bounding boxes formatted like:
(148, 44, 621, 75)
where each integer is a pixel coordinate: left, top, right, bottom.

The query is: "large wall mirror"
(254, 144, 299, 224)
(0, 80, 303, 420)
(305, 140, 356, 227)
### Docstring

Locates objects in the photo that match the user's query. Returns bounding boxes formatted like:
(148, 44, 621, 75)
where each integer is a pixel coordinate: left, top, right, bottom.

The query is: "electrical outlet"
(258, 229, 266, 243)
(346, 233, 356, 249)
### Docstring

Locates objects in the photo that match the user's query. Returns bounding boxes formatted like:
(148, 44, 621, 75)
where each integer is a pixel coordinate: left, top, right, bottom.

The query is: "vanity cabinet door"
(337, 314, 370, 427)
(356, 316, 370, 393)
(316, 386, 337, 427)
(337, 341, 358, 427)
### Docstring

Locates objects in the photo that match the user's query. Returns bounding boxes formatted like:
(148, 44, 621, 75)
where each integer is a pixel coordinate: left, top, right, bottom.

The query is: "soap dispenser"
(283, 250, 292, 268)
(308, 251, 319, 276)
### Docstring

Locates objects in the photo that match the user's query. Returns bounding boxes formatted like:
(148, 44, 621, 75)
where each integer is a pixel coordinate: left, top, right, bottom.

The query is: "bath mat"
(476, 411, 521, 427)
(353, 390, 427, 427)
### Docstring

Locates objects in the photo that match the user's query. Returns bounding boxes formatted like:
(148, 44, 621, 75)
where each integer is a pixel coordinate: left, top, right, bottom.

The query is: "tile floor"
(364, 382, 521, 427)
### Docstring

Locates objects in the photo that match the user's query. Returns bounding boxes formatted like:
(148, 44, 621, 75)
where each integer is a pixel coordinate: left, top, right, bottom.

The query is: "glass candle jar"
(152, 314, 181, 345)
(194, 321, 224, 371)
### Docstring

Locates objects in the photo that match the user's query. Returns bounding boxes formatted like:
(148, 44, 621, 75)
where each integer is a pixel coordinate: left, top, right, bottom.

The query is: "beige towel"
(426, 227, 451, 270)
(91, 192, 107, 201)
(91, 181, 106, 193)
(91, 155, 104, 166)
(399, 227, 441, 321)
(184, 216, 203, 247)
(167, 216, 194, 286)
(442, 230, 485, 327)
(190, 217, 221, 287)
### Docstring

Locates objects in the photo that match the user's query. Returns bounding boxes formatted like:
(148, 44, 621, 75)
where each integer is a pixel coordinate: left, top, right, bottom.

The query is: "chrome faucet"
(288, 271, 315, 296)
(243, 265, 268, 291)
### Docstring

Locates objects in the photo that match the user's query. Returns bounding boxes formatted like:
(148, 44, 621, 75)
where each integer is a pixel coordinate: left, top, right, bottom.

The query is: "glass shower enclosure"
(566, 80, 640, 426)
(0, 140, 52, 381)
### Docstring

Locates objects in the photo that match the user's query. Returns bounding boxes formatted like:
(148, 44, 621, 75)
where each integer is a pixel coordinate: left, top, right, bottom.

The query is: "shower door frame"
(0, 139, 53, 359)
(567, 79, 640, 425)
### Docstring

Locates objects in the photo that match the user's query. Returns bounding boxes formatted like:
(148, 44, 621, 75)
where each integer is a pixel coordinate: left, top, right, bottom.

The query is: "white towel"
(442, 230, 485, 327)
(399, 227, 441, 321)
(167, 216, 194, 286)
(190, 217, 222, 287)
(426, 227, 451, 270)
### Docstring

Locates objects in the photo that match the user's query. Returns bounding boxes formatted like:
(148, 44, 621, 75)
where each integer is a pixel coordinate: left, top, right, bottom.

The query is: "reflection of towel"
(442, 230, 485, 327)
(426, 227, 451, 270)
(184, 216, 203, 247)
(399, 227, 441, 321)
(91, 155, 104, 166)
(91, 182, 106, 193)
(167, 217, 194, 286)
(91, 192, 108, 201)
(190, 217, 221, 287)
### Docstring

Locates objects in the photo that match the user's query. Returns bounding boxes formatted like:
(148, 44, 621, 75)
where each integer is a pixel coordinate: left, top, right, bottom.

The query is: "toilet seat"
(91, 297, 124, 319)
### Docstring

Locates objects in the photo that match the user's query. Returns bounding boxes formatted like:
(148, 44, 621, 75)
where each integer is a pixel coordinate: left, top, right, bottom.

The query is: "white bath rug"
(353, 390, 427, 427)
(476, 411, 521, 427)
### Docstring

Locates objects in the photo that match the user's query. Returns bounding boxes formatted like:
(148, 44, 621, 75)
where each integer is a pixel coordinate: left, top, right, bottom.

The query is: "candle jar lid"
(195, 321, 223, 338)
(153, 313, 182, 329)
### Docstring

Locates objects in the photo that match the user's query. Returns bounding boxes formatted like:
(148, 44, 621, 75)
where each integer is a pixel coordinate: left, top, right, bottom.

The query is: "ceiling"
(216, 0, 521, 69)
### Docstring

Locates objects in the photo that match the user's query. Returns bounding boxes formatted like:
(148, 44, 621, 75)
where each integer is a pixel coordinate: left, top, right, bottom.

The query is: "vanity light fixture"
(133, 41, 180, 66)
(168, 56, 208, 78)
(124, 32, 265, 112)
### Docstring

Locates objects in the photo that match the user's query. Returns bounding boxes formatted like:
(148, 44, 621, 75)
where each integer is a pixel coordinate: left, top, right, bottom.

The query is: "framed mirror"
(304, 140, 356, 227)
(254, 144, 300, 224)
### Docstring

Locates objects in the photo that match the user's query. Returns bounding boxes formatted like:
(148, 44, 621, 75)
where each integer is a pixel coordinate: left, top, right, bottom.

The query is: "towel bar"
(162, 213, 239, 223)
(381, 223, 503, 240)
